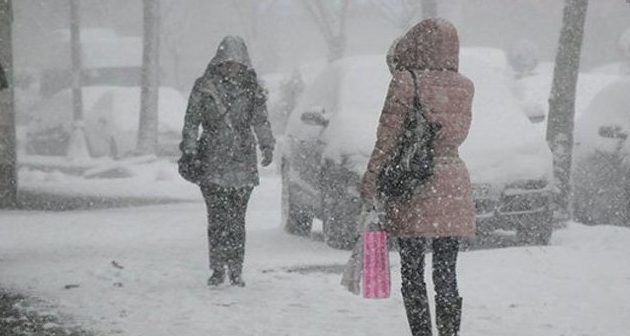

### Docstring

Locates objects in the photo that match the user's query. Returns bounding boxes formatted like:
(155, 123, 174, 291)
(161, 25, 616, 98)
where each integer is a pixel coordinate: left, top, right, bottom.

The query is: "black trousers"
(398, 237, 460, 301)
(200, 184, 253, 274)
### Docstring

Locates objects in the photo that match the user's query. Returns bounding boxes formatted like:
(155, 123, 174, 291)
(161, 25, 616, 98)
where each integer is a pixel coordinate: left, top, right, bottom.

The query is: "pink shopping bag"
(362, 230, 390, 299)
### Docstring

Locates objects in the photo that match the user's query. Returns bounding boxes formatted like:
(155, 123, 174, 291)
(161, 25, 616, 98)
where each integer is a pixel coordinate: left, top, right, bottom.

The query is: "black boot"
(228, 266, 246, 287)
(435, 296, 462, 336)
(207, 268, 225, 287)
(402, 288, 433, 336)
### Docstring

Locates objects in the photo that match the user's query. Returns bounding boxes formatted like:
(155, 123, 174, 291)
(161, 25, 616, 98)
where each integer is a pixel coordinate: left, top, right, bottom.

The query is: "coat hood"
(207, 36, 253, 72)
(386, 37, 402, 75)
(394, 18, 459, 72)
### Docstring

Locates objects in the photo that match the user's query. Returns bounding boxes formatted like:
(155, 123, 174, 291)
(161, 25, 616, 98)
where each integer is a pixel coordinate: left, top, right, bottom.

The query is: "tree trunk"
(421, 0, 437, 19)
(546, 0, 589, 218)
(66, 0, 90, 159)
(300, 0, 348, 63)
(137, 0, 160, 156)
(369, 0, 422, 32)
(69, 0, 82, 123)
(329, 0, 347, 63)
(0, 0, 16, 208)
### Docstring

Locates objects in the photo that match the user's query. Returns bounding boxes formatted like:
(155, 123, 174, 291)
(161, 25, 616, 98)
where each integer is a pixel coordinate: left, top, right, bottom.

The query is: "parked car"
(25, 86, 187, 158)
(509, 60, 621, 132)
(281, 52, 554, 249)
(571, 78, 630, 226)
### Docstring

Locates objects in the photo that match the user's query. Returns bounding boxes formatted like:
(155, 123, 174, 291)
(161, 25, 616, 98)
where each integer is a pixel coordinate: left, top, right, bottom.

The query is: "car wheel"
(516, 212, 553, 245)
(281, 159, 313, 236)
(322, 193, 361, 250)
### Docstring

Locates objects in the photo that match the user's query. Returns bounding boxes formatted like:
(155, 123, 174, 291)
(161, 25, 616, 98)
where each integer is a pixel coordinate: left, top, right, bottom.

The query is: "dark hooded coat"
(180, 36, 275, 188)
(362, 19, 476, 238)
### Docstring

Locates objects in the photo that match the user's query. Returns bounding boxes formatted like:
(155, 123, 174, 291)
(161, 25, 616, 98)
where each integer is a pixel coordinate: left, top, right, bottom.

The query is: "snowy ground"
(1, 161, 630, 336)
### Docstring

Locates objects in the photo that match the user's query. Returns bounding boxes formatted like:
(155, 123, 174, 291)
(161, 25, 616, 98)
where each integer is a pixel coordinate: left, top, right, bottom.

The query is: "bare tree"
(0, 0, 16, 208)
(231, 0, 262, 42)
(546, 0, 589, 217)
(137, 0, 160, 155)
(421, 0, 437, 19)
(370, 0, 421, 31)
(160, 0, 196, 90)
(69, 0, 83, 124)
(231, 0, 281, 71)
(370, 0, 436, 32)
(65, 0, 91, 159)
(299, 0, 349, 62)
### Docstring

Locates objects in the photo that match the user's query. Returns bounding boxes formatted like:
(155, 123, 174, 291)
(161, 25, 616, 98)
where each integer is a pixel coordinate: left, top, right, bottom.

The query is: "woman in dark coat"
(180, 36, 275, 287)
(361, 19, 475, 336)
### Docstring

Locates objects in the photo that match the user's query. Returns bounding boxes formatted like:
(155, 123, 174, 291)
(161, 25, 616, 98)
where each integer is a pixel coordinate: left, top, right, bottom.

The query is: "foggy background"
(11, 0, 630, 99)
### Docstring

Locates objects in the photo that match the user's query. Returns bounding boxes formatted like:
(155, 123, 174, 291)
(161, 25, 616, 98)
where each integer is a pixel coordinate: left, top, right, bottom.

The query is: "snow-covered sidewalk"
(1, 174, 630, 336)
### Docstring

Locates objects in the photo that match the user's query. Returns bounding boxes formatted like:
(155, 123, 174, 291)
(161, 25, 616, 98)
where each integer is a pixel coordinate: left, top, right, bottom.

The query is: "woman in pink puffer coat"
(361, 18, 475, 336)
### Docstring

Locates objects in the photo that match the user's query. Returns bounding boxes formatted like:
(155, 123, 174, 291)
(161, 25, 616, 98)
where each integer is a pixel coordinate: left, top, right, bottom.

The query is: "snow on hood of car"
(459, 56, 552, 185)
(573, 78, 630, 161)
(309, 53, 552, 186)
(510, 62, 622, 130)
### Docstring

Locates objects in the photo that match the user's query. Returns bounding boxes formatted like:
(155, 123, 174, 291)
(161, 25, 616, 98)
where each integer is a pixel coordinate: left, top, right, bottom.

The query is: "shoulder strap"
(410, 71, 441, 138)
(410, 70, 436, 132)
(409, 70, 422, 113)
(196, 78, 229, 119)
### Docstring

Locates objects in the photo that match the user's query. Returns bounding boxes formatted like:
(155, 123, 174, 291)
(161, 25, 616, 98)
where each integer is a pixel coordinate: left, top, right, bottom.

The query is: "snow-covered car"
(25, 86, 187, 158)
(571, 78, 630, 226)
(509, 61, 622, 133)
(281, 53, 554, 249)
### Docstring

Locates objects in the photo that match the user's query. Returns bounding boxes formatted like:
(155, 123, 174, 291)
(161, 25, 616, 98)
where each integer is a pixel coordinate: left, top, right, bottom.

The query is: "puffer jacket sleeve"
(180, 79, 205, 154)
(361, 71, 415, 199)
(250, 85, 276, 151)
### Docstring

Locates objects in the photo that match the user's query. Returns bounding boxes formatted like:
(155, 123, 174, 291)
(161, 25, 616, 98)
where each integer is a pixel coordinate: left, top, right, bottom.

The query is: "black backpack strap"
(409, 70, 421, 110)
(410, 70, 441, 135)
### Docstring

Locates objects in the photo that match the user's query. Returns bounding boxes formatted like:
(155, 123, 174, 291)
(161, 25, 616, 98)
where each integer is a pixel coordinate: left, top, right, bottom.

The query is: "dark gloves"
(261, 148, 273, 167)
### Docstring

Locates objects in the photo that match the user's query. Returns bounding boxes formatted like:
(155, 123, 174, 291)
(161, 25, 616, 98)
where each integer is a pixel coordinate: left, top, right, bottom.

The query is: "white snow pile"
(18, 156, 199, 201)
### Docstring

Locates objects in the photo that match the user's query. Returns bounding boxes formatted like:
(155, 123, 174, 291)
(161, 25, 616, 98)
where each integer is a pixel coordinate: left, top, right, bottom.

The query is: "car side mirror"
(599, 125, 628, 140)
(300, 107, 329, 127)
(528, 115, 545, 124)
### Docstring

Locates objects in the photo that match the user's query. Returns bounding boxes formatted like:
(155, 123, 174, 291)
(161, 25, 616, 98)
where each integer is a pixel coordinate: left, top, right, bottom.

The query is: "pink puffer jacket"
(362, 18, 476, 238)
